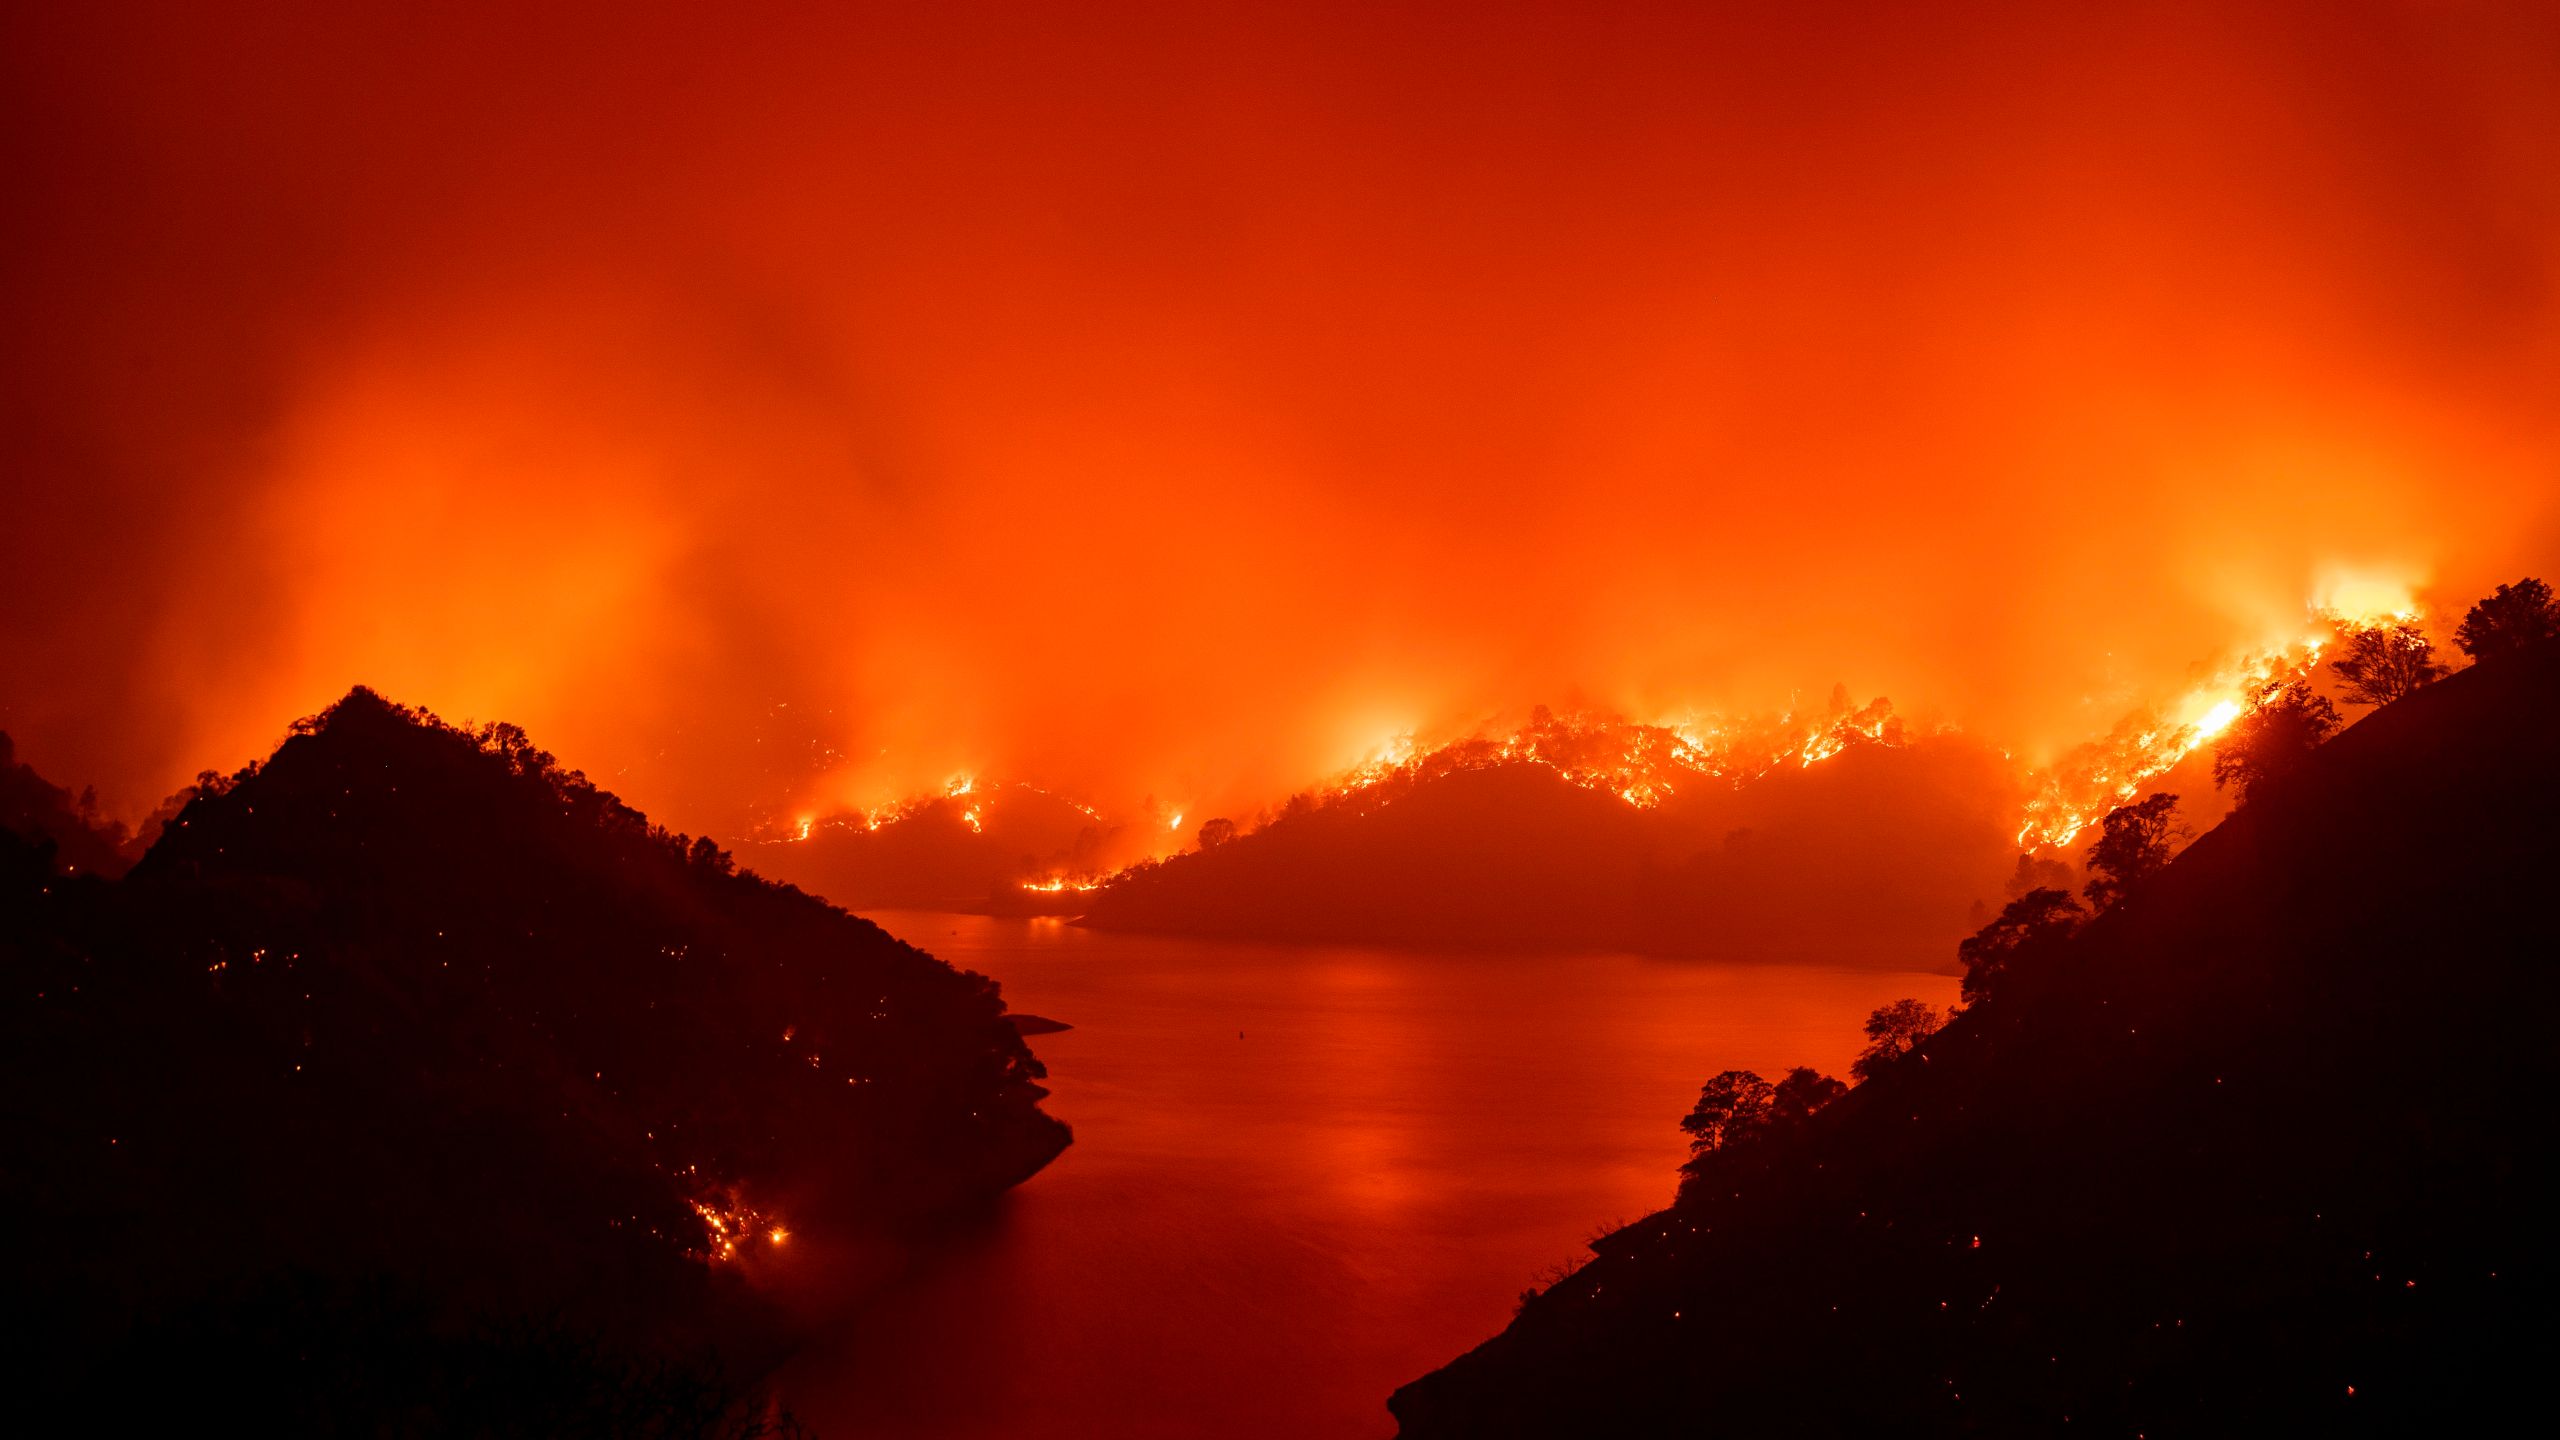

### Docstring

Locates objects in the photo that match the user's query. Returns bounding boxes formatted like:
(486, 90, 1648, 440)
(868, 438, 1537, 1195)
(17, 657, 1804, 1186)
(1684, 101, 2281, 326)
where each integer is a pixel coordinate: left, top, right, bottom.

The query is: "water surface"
(781, 913, 1956, 1438)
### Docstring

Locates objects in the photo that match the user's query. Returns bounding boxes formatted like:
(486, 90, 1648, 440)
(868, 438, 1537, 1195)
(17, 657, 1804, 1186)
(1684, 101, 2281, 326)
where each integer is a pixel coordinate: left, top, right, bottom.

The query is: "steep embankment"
(1, 689, 1068, 1430)
(1392, 643, 2560, 1434)
(1086, 736, 2023, 962)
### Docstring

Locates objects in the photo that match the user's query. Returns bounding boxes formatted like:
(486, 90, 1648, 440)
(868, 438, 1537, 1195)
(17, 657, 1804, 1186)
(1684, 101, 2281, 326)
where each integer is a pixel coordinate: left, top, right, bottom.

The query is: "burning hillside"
(1303, 690, 1907, 820)
(1392, 616, 2560, 1438)
(1080, 722, 2023, 962)
(741, 775, 1155, 913)
(979, 589, 2459, 957)
(727, 581, 2470, 964)
(1250, 593, 2440, 865)
(2015, 593, 2431, 850)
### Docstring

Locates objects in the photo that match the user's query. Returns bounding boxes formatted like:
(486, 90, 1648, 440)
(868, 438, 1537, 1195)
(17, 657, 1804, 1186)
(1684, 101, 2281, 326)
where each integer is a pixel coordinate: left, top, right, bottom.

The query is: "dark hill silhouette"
(1391, 640, 2560, 1434)
(0, 729, 132, 876)
(741, 782, 1124, 913)
(1085, 736, 2023, 962)
(1, 688, 1067, 1432)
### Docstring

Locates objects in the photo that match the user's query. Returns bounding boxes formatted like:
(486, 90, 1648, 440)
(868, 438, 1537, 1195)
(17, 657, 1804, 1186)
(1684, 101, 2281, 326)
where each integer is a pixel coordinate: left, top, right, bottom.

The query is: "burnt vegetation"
(1394, 589, 2560, 1435)
(0, 688, 1067, 1432)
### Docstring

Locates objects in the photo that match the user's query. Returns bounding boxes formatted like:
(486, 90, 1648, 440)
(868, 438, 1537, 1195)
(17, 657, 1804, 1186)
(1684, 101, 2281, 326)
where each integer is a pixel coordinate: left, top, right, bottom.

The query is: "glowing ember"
(687, 1190, 786, 1264)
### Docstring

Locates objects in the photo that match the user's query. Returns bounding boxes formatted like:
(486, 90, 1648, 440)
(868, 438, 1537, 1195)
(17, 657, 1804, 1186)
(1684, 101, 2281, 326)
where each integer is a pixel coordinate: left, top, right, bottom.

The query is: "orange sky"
(4, 1, 2556, 838)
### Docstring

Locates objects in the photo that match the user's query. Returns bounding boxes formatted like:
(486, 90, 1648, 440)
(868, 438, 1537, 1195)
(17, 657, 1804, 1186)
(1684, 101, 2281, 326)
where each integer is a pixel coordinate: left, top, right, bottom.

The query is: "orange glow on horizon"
(0, 3, 2553, 850)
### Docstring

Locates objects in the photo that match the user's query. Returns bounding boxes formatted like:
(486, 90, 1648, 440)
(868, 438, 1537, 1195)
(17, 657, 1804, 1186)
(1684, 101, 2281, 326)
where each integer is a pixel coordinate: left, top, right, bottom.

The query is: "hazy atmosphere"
(7, 1, 2556, 836)
(7, 5, 2558, 1436)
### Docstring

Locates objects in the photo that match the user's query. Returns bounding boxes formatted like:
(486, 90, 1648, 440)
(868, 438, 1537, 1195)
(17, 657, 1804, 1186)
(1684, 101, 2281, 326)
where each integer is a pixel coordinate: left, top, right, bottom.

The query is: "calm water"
(778, 913, 1956, 1438)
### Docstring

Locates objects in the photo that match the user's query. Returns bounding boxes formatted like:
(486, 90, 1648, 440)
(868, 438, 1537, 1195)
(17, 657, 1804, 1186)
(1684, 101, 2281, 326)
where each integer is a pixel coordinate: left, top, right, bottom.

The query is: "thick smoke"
(4, 1, 2556, 837)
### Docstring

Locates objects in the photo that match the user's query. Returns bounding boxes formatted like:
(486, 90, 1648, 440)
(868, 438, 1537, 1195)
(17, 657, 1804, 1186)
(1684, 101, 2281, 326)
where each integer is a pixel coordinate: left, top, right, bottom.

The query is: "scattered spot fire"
(687, 1188, 788, 1264)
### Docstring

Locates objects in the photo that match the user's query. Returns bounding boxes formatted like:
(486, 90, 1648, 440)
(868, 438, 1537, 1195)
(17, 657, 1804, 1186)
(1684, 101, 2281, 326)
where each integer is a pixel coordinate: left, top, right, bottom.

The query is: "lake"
(777, 912, 1957, 1438)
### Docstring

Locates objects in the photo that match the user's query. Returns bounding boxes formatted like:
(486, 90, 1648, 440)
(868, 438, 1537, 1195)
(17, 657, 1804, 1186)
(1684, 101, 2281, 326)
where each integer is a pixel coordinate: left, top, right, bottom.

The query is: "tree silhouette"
(1196, 817, 1238, 849)
(1853, 998, 1944, 1082)
(2329, 622, 2444, 706)
(686, 834, 735, 873)
(1678, 1065, 1839, 1201)
(1679, 1070, 1773, 1161)
(1957, 888, 2085, 1003)
(2454, 577, 2560, 658)
(2211, 680, 2339, 800)
(1770, 1066, 1847, 1125)
(2082, 792, 2180, 912)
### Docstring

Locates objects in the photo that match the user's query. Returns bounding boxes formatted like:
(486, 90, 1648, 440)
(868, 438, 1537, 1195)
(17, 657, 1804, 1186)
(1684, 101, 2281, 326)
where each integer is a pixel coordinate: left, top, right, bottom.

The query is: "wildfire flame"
(2190, 699, 2245, 739)
(2313, 567, 2426, 629)
(804, 578, 2442, 886)
(767, 775, 1110, 846)
(1300, 689, 1911, 820)
(2012, 594, 2424, 851)
(688, 1190, 786, 1264)
(1009, 698, 1906, 896)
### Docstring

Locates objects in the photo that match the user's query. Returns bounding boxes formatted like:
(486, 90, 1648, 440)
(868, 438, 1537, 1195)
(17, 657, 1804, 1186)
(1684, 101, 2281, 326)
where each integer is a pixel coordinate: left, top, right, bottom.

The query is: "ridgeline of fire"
(5, 580, 2552, 1433)
(754, 588, 2475, 969)
(1392, 581, 2560, 1434)
(0, 689, 1068, 1433)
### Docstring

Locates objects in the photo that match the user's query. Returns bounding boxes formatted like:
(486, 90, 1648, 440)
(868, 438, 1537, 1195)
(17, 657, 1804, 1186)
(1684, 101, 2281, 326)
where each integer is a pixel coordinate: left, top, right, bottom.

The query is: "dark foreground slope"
(1, 690, 1068, 1431)
(1, 728, 131, 876)
(1392, 643, 2560, 1435)
(1085, 738, 2021, 961)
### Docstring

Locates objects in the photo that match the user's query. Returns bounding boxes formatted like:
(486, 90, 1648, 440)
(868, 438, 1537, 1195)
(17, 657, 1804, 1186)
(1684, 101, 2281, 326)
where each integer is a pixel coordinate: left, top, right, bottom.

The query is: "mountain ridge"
(1390, 640, 2560, 1434)
(3, 686, 1069, 1431)
(1085, 734, 2024, 962)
